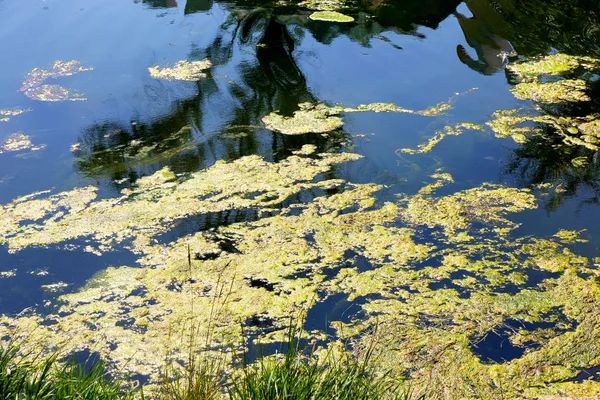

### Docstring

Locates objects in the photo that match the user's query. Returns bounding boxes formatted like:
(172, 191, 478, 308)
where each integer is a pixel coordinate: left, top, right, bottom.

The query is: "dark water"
(2, 0, 600, 366)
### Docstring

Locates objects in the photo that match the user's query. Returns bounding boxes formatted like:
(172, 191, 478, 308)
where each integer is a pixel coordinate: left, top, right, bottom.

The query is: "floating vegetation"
(0, 269, 16, 279)
(400, 123, 484, 154)
(148, 59, 212, 81)
(1, 146, 599, 398)
(341, 100, 452, 117)
(486, 54, 600, 158)
(0, 149, 360, 253)
(262, 97, 458, 136)
(508, 53, 600, 78)
(298, 0, 354, 11)
(0, 108, 31, 123)
(0, 133, 46, 155)
(512, 79, 590, 104)
(262, 103, 344, 135)
(20, 60, 93, 102)
(505, 53, 600, 105)
(40, 282, 69, 293)
(309, 11, 354, 23)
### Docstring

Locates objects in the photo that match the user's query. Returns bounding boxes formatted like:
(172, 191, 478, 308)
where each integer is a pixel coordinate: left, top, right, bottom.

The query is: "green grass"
(0, 342, 135, 400)
(1, 327, 424, 400)
(227, 326, 421, 400)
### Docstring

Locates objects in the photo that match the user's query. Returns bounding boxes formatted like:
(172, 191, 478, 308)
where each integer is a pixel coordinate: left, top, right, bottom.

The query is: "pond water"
(2, 0, 600, 398)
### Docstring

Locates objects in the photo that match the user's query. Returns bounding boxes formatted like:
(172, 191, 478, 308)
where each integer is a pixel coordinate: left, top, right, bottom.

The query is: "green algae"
(341, 99, 453, 117)
(0, 151, 361, 254)
(400, 123, 484, 155)
(512, 79, 590, 104)
(0, 108, 31, 122)
(309, 11, 354, 23)
(298, 0, 353, 11)
(292, 144, 318, 155)
(488, 108, 600, 151)
(148, 60, 212, 81)
(485, 53, 600, 174)
(20, 60, 93, 102)
(1, 137, 600, 397)
(0, 133, 46, 155)
(262, 103, 344, 135)
(507, 54, 597, 104)
(0, 269, 16, 279)
(508, 53, 600, 78)
(262, 97, 458, 136)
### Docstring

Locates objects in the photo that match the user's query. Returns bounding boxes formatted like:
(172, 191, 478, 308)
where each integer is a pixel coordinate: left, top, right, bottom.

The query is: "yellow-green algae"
(20, 60, 93, 102)
(0, 133, 46, 154)
(0, 148, 359, 253)
(507, 53, 598, 105)
(297, 0, 353, 11)
(512, 79, 590, 104)
(487, 108, 600, 150)
(309, 11, 354, 22)
(262, 103, 344, 135)
(0, 108, 31, 122)
(508, 53, 600, 79)
(400, 123, 485, 154)
(262, 98, 457, 135)
(1, 146, 600, 398)
(148, 60, 212, 81)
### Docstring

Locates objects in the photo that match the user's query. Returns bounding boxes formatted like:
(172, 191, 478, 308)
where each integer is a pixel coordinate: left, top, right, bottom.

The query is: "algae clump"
(1, 157, 598, 399)
(298, 0, 354, 11)
(0, 108, 31, 122)
(148, 60, 212, 81)
(309, 11, 354, 22)
(508, 53, 600, 78)
(262, 95, 460, 136)
(20, 60, 93, 102)
(512, 79, 590, 104)
(0, 133, 46, 154)
(262, 103, 344, 135)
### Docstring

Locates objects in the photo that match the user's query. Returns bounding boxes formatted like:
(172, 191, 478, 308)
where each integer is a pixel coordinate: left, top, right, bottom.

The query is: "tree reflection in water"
(75, 0, 461, 184)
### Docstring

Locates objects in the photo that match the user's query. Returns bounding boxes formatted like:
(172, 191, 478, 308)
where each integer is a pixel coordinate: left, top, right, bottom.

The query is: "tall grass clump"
(229, 325, 423, 400)
(158, 255, 229, 400)
(0, 341, 135, 400)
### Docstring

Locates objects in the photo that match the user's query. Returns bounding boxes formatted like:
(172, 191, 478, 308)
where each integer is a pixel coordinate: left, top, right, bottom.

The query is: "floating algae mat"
(309, 11, 354, 22)
(262, 98, 456, 135)
(20, 60, 93, 102)
(1, 146, 600, 398)
(148, 59, 212, 81)
(0, 108, 31, 123)
(3, 0, 600, 397)
(401, 54, 600, 157)
(0, 132, 46, 154)
(262, 103, 345, 135)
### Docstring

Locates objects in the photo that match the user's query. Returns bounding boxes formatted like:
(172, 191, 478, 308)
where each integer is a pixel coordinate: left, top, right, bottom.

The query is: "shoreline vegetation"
(0, 323, 422, 400)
